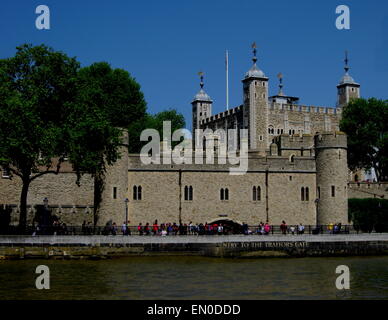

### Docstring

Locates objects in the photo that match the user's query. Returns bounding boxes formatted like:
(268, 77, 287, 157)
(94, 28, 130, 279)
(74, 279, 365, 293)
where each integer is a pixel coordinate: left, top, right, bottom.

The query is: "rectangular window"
(113, 187, 117, 199)
(317, 186, 320, 199)
(331, 186, 335, 197)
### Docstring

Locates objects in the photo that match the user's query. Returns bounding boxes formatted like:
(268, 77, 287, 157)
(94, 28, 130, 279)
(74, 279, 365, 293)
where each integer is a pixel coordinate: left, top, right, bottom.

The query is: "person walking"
(144, 222, 150, 235)
(280, 220, 287, 235)
(264, 222, 271, 235)
(298, 223, 305, 235)
(121, 221, 127, 236)
(152, 220, 159, 236)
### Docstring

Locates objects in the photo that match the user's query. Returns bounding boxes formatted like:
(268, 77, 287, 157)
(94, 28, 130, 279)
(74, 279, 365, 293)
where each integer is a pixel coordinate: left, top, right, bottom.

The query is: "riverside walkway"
(0, 233, 388, 245)
(1, 234, 388, 259)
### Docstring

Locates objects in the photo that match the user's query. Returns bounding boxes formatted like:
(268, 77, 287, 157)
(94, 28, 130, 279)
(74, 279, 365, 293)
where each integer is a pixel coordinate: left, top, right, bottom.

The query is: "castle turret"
(191, 72, 213, 136)
(337, 51, 360, 107)
(242, 43, 269, 154)
(98, 130, 129, 226)
(315, 132, 348, 225)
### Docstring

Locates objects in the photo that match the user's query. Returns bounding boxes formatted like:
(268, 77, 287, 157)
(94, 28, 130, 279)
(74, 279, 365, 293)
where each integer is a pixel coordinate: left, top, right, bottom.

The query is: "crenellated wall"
(348, 182, 388, 199)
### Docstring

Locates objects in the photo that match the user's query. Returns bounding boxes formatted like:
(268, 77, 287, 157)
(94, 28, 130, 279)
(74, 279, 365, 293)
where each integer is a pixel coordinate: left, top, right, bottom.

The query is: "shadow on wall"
(0, 205, 12, 232)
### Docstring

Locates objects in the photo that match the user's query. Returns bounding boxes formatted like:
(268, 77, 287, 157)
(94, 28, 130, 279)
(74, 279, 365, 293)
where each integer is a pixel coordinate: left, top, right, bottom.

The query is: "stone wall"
(0, 169, 94, 225)
(127, 154, 318, 226)
(98, 134, 129, 227)
(1, 234, 387, 259)
(348, 182, 388, 199)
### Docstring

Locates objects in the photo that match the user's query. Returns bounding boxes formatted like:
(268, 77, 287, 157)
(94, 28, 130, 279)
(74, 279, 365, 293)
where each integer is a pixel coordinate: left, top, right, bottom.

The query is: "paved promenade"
(0, 233, 387, 245)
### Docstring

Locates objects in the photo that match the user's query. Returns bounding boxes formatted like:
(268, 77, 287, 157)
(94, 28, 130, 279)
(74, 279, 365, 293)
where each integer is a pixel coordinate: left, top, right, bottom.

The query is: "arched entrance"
(207, 218, 243, 234)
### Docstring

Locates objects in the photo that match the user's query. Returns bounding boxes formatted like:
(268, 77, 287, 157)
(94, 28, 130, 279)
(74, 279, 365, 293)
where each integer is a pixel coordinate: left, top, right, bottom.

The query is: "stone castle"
(1, 46, 386, 227)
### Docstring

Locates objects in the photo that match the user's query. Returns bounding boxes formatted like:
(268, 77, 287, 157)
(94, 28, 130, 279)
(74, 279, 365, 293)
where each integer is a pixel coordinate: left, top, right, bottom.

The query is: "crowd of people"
(31, 219, 345, 236)
(135, 221, 231, 236)
(99, 220, 345, 236)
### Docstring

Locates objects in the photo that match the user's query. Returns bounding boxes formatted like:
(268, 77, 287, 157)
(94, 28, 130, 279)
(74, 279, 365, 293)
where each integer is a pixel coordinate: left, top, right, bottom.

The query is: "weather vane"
(251, 42, 257, 63)
(277, 73, 284, 95)
(344, 50, 349, 72)
(198, 71, 204, 88)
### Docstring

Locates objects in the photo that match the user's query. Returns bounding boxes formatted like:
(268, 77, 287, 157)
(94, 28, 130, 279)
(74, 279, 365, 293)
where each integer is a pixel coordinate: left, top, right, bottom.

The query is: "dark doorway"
(208, 219, 243, 234)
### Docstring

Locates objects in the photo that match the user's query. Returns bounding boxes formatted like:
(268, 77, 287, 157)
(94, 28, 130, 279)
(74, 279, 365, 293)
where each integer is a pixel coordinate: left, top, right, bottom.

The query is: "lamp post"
(42, 197, 49, 234)
(124, 198, 129, 225)
(314, 198, 319, 227)
(43, 197, 49, 209)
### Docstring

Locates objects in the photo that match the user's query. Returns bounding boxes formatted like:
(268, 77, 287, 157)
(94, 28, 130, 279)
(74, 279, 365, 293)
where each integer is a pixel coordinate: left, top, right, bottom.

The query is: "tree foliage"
(69, 62, 147, 224)
(340, 98, 388, 181)
(348, 198, 388, 233)
(0, 45, 147, 229)
(128, 108, 186, 153)
(0, 44, 79, 229)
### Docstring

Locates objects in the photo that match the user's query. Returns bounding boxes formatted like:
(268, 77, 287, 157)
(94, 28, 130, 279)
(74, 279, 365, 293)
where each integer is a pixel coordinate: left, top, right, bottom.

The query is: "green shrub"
(349, 198, 388, 232)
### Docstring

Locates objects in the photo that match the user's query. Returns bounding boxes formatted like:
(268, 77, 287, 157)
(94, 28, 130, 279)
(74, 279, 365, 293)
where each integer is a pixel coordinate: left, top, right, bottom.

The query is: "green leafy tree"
(349, 198, 388, 232)
(69, 62, 146, 225)
(0, 44, 79, 230)
(128, 108, 186, 153)
(340, 98, 388, 182)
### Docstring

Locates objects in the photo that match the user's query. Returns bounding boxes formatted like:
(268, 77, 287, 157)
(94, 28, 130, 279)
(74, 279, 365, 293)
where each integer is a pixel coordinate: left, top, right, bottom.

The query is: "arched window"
(301, 187, 305, 201)
(305, 187, 309, 201)
(133, 185, 142, 200)
(220, 188, 224, 201)
(185, 186, 193, 201)
(225, 188, 229, 200)
(137, 186, 142, 200)
(184, 186, 189, 201)
(252, 186, 257, 201)
(257, 186, 261, 201)
(133, 186, 137, 200)
(290, 155, 295, 163)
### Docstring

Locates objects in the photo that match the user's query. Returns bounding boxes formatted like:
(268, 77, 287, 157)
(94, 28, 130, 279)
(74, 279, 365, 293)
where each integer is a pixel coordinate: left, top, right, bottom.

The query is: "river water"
(0, 256, 387, 300)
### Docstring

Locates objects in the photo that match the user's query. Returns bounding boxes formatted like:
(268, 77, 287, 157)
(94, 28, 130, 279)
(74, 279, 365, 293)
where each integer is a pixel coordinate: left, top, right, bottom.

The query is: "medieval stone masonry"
(1, 47, 383, 227)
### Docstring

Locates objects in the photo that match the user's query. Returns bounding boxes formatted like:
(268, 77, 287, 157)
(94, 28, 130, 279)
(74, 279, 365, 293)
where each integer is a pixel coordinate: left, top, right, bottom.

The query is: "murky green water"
(0, 256, 387, 300)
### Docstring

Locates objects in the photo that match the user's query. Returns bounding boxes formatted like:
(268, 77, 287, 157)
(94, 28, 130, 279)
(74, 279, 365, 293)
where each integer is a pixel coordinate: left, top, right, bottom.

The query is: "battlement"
(274, 134, 314, 156)
(269, 102, 342, 115)
(201, 105, 243, 125)
(314, 132, 347, 149)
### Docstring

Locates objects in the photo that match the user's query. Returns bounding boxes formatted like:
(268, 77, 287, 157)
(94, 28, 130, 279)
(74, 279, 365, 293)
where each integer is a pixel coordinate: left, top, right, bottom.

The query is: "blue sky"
(1, 0, 387, 129)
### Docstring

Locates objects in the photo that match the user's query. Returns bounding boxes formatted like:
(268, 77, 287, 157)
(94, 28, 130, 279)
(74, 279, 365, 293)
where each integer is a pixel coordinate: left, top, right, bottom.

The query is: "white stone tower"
(191, 72, 213, 136)
(242, 43, 269, 154)
(315, 132, 348, 225)
(337, 51, 360, 107)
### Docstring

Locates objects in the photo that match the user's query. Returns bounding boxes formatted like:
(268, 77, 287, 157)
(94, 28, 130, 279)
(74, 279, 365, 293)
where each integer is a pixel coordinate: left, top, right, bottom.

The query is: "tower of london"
(2, 45, 384, 229)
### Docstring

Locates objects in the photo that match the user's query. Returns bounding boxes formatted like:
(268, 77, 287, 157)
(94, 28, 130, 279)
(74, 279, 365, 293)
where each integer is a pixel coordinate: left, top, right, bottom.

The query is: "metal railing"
(0, 224, 374, 236)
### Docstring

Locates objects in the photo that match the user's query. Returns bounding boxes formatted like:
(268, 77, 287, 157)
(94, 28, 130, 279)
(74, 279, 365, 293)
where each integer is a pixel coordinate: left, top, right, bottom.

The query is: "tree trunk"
(19, 177, 30, 232)
(93, 173, 105, 229)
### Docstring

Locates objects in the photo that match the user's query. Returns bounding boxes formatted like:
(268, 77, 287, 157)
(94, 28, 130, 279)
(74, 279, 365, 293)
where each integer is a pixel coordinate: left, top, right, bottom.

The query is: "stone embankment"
(0, 234, 387, 259)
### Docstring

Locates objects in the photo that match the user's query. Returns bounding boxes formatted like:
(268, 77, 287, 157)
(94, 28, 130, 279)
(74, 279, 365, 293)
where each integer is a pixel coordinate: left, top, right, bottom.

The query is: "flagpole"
(226, 50, 229, 110)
